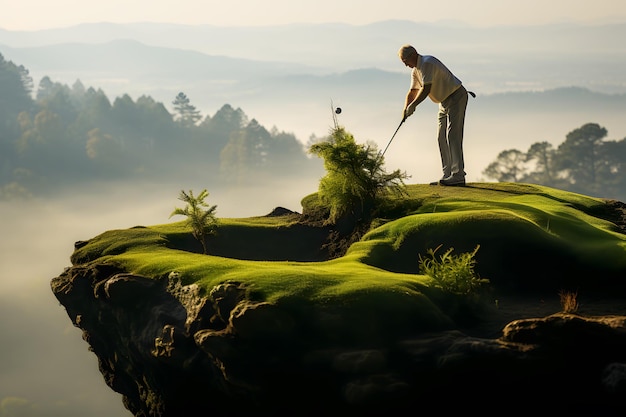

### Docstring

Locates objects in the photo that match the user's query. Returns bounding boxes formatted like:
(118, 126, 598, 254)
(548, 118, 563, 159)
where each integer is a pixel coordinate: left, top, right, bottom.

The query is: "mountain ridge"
(2, 22, 625, 183)
(1, 19, 625, 93)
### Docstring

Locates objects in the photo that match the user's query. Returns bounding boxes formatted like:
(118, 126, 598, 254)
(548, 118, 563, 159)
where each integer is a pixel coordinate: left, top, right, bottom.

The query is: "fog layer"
(0, 178, 315, 416)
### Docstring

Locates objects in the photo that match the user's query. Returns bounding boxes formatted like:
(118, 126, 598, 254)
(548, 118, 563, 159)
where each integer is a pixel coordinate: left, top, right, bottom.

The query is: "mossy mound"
(69, 182, 626, 336)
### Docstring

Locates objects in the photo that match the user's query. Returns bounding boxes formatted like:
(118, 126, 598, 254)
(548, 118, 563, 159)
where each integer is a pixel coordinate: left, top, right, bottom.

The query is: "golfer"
(398, 44, 473, 186)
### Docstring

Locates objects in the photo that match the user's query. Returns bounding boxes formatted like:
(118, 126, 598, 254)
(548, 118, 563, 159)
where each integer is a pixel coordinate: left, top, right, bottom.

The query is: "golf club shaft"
(381, 118, 405, 157)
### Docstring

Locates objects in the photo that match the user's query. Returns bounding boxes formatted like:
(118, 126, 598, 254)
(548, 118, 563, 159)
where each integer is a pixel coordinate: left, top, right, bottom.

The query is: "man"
(398, 44, 473, 186)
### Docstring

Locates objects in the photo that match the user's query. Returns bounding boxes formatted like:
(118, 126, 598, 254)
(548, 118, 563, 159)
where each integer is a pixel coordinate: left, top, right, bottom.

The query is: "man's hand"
(403, 102, 416, 119)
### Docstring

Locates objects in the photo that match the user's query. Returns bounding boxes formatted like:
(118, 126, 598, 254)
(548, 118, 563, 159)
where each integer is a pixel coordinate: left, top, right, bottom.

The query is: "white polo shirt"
(410, 54, 462, 103)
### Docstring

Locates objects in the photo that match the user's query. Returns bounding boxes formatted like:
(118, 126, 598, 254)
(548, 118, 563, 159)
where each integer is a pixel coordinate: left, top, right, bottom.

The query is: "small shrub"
(308, 125, 408, 224)
(170, 189, 218, 254)
(418, 244, 489, 295)
(559, 289, 579, 313)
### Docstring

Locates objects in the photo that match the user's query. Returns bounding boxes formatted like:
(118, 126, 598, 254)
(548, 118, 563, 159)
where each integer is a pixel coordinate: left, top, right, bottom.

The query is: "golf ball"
(335, 107, 342, 114)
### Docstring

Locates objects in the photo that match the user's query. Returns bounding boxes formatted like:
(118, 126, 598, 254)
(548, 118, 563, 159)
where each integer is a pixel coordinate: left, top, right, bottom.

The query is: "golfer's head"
(398, 45, 418, 67)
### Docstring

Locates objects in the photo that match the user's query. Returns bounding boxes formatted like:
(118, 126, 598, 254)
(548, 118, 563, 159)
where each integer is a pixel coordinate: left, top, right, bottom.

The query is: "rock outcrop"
(51, 263, 626, 416)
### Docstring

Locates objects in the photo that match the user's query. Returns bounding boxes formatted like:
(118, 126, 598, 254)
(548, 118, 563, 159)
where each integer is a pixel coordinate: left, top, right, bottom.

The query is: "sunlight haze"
(2, 0, 625, 30)
(2, 2, 626, 416)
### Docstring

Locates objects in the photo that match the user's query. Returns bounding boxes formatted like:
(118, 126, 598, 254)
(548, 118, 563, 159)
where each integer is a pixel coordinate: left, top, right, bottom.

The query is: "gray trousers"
(437, 85, 468, 178)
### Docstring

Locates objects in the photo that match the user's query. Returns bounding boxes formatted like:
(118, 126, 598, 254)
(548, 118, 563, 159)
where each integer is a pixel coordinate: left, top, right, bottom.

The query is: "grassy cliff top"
(69, 182, 626, 331)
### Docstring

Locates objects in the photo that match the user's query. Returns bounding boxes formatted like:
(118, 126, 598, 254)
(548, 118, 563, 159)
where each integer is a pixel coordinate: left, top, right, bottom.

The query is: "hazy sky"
(0, 3, 624, 416)
(2, 0, 625, 30)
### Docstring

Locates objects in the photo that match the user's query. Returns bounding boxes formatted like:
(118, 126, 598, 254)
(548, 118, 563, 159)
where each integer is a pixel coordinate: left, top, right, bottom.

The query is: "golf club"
(381, 116, 406, 157)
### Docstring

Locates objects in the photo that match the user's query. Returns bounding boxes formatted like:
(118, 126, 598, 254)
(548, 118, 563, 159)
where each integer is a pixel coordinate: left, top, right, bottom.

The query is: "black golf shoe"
(439, 174, 466, 186)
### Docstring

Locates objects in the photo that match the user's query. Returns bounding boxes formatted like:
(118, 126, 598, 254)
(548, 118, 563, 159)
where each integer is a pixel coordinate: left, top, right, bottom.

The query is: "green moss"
(70, 182, 626, 331)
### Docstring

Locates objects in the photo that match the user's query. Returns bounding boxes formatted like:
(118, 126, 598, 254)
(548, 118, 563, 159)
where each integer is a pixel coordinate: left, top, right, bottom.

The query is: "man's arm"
(404, 84, 431, 119)
(404, 89, 418, 109)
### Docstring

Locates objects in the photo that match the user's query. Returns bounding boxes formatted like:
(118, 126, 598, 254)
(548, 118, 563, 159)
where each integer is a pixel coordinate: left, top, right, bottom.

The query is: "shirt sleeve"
(420, 61, 435, 86)
(410, 68, 423, 90)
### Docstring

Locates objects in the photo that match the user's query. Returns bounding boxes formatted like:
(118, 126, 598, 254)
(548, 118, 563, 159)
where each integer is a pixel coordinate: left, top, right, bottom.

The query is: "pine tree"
(172, 92, 202, 127)
(169, 189, 218, 254)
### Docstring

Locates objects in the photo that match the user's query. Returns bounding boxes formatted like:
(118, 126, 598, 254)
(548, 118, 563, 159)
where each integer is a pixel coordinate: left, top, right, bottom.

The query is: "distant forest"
(0, 54, 322, 200)
(482, 121, 626, 202)
(2, 53, 626, 202)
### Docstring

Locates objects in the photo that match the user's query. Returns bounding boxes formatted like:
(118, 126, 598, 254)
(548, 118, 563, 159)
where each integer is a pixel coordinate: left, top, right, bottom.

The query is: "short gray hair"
(398, 44, 417, 60)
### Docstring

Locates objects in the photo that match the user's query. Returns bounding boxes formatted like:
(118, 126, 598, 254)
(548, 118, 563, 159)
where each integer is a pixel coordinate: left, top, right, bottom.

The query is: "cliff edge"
(51, 183, 626, 416)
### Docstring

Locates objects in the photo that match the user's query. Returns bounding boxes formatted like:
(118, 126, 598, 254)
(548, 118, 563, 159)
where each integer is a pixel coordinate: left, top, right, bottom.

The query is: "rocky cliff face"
(51, 261, 626, 416)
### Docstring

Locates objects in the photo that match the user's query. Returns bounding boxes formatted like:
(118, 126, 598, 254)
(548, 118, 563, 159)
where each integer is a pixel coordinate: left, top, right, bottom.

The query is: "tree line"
(2, 52, 626, 202)
(0, 53, 321, 199)
(482, 122, 626, 201)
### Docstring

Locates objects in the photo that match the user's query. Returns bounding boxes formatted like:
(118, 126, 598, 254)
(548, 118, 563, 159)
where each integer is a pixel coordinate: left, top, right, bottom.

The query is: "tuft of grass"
(559, 289, 579, 313)
(418, 244, 489, 295)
